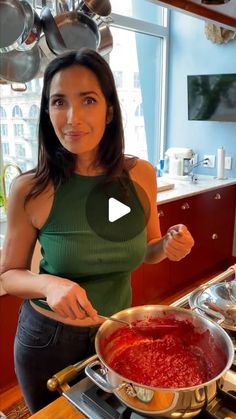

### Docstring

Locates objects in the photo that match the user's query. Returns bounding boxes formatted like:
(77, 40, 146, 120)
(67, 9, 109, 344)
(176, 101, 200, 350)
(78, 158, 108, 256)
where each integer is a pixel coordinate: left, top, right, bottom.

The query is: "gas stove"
(62, 267, 236, 419)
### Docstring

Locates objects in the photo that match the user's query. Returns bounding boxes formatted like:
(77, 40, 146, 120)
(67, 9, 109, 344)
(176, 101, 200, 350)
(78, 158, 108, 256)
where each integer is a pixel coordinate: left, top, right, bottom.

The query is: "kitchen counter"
(30, 396, 84, 418)
(157, 175, 236, 204)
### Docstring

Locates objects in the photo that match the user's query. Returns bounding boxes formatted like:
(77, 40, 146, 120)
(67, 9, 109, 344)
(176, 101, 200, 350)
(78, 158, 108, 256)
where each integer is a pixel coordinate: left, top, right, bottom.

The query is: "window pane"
(109, 26, 162, 165)
(0, 124, 8, 137)
(0, 107, 7, 118)
(111, 0, 165, 26)
(15, 143, 26, 158)
(14, 124, 24, 137)
(12, 105, 23, 118)
(2, 142, 9, 155)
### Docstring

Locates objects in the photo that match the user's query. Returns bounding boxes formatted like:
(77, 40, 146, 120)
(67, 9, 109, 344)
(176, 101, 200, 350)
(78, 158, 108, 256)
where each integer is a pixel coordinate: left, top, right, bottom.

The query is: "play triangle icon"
(108, 197, 131, 223)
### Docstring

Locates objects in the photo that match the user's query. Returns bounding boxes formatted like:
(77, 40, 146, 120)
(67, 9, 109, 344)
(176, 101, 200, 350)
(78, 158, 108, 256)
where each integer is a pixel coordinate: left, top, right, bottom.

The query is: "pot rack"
(0, 0, 113, 89)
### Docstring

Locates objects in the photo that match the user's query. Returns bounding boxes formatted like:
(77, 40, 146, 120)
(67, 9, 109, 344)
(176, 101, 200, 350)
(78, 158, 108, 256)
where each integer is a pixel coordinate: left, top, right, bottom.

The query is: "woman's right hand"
(43, 275, 98, 321)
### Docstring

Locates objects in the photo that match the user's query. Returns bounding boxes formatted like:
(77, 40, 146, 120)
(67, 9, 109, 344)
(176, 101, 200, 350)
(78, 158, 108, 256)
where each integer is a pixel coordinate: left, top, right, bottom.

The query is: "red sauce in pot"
(105, 318, 226, 388)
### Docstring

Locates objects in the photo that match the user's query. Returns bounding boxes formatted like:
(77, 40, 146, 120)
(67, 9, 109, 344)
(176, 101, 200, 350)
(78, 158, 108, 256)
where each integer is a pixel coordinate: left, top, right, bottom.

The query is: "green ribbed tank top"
(32, 173, 146, 316)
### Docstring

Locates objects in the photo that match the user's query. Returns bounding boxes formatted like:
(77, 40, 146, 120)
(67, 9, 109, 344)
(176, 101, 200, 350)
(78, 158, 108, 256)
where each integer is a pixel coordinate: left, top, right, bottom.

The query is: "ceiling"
(149, 0, 236, 30)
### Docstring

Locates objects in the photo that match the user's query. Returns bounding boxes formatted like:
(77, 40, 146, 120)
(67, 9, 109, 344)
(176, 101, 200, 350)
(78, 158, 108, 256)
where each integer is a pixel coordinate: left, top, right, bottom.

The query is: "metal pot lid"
(0, 44, 41, 83)
(189, 280, 236, 332)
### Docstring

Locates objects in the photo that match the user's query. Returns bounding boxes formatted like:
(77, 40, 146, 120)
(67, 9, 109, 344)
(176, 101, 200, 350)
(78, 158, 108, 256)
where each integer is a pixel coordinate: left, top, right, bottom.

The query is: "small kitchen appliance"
(165, 147, 195, 177)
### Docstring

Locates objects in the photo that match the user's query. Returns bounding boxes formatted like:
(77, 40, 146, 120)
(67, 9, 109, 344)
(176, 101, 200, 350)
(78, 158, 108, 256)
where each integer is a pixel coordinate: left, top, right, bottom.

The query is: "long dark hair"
(26, 48, 136, 202)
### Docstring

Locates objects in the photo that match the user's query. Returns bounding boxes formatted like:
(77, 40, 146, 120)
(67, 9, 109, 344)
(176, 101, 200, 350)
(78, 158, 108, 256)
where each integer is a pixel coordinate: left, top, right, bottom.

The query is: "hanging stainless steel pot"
(0, 44, 41, 83)
(85, 305, 234, 418)
(0, 0, 41, 53)
(97, 20, 113, 56)
(40, 5, 100, 56)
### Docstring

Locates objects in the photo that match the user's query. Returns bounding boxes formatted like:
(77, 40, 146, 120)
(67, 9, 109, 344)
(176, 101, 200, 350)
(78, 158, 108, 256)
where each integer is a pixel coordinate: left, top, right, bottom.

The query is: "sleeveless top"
(31, 173, 147, 316)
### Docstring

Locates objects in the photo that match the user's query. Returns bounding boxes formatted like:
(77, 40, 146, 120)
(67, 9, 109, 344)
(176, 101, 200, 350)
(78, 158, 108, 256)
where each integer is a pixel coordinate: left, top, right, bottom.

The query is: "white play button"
(108, 197, 131, 222)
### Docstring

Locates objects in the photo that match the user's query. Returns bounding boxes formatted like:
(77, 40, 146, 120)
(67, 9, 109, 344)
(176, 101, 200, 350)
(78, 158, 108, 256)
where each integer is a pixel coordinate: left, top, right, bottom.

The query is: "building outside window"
(135, 103, 143, 117)
(29, 104, 40, 119)
(14, 124, 24, 137)
(0, 107, 7, 118)
(12, 105, 23, 118)
(0, 124, 8, 137)
(113, 71, 123, 88)
(15, 143, 26, 158)
(2, 143, 9, 155)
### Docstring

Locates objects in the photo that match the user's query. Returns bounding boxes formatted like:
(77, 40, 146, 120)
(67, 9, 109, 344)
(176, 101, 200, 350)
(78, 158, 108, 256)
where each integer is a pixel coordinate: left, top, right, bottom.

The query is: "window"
(0, 106, 7, 118)
(29, 124, 38, 137)
(0, 124, 8, 137)
(109, 7, 169, 164)
(12, 105, 23, 118)
(2, 142, 9, 155)
(113, 71, 123, 88)
(14, 124, 24, 137)
(135, 103, 143, 117)
(133, 72, 140, 89)
(15, 143, 26, 158)
(111, 0, 166, 26)
(29, 105, 40, 119)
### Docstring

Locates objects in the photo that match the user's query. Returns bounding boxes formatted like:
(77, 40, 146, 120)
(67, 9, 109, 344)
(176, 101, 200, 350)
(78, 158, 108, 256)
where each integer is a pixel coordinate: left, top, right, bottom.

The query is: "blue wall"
(167, 11, 236, 177)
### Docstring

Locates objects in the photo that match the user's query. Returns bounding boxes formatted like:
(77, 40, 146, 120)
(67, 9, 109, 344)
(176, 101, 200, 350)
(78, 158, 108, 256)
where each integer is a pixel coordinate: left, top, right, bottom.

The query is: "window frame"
(110, 10, 169, 161)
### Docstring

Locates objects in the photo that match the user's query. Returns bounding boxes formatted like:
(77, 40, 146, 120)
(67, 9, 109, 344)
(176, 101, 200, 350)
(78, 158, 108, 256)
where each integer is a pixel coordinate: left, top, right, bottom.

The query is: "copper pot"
(85, 305, 234, 418)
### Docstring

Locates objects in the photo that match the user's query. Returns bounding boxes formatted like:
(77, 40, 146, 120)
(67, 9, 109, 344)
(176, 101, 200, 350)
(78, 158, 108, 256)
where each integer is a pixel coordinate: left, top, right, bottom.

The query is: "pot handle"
(85, 360, 120, 393)
(192, 304, 225, 324)
(41, 7, 67, 55)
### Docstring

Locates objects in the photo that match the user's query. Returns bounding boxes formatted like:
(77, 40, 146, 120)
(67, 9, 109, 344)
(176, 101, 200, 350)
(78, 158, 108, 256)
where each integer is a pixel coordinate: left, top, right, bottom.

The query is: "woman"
(1, 49, 194, 413)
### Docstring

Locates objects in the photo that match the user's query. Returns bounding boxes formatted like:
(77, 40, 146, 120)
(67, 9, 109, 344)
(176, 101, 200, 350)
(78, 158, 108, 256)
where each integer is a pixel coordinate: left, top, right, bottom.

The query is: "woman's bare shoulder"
(9, 172, 36, 200)
(129, 158, 156, 181)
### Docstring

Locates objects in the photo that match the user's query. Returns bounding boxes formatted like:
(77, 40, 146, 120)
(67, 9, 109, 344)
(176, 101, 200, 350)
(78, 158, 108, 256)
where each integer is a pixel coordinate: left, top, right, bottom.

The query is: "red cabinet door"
(131, 185, 236, 306)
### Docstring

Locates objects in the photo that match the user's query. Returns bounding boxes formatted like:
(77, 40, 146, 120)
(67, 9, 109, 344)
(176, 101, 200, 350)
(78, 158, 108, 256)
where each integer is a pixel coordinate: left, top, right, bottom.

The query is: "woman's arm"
(130, 160, 194, 264)
(0, 175, 98, 321)
(145, 224, 194, 264)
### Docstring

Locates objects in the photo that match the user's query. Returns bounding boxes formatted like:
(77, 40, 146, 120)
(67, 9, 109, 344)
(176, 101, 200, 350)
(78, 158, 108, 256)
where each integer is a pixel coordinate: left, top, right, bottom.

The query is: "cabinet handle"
(181, 202, 190, 210)
(212, 233, 218, 240)
(158, 209, 164, 217)
(214, 193, 221, 200)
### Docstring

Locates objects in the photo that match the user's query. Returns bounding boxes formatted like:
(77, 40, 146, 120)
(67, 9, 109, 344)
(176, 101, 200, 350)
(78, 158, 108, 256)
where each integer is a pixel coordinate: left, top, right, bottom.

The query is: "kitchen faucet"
(187, 157, 209, 183)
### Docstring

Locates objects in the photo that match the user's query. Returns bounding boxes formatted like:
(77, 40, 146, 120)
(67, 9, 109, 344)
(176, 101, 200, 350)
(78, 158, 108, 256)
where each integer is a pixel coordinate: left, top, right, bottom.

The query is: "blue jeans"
(14, 300, 98, 414)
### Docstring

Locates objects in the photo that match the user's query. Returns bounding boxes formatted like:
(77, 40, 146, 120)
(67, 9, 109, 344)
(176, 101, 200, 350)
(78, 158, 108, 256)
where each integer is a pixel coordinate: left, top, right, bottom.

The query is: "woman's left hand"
(163, 224, 194, 261)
